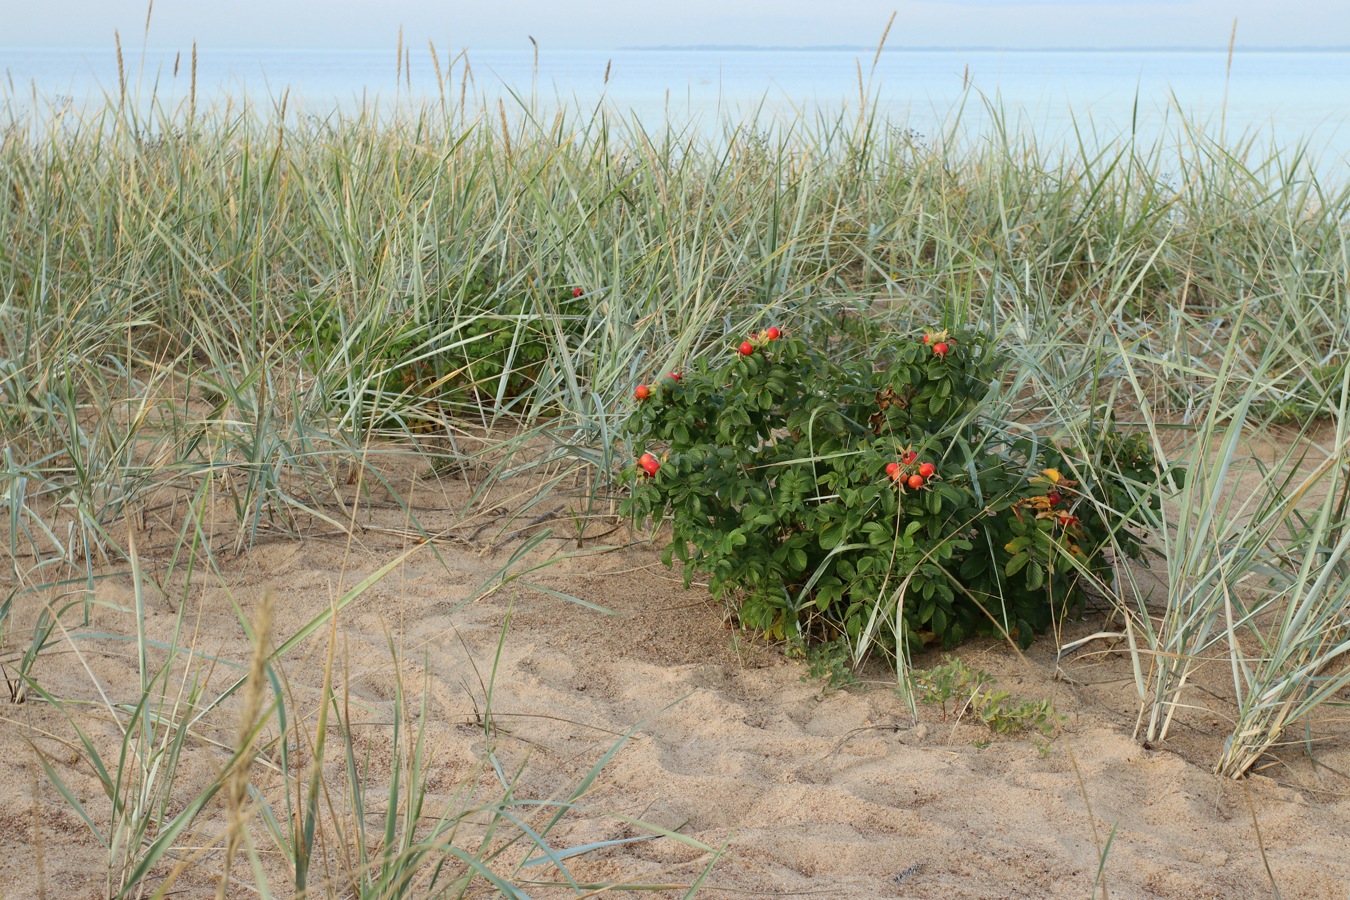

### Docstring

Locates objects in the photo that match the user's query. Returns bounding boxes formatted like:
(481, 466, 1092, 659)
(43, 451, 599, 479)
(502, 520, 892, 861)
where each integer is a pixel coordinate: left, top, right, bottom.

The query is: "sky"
(5, 0, 1348, 51)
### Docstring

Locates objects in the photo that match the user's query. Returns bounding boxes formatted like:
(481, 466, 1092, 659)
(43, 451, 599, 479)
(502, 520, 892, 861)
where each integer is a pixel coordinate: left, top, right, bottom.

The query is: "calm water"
(5, 45, 1350, 176)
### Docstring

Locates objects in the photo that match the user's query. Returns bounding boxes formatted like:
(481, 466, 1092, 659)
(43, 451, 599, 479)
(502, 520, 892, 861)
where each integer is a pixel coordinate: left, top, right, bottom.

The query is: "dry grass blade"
(217, 588, 275, 899)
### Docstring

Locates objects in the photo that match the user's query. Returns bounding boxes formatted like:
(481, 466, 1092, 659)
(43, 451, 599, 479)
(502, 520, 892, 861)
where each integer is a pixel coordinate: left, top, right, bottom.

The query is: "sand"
(4, 454, 1350, 899)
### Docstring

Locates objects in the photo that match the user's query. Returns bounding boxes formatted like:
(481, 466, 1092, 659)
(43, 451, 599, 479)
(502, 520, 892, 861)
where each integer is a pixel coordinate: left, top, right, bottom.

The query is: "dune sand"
(4, 454, 1349, 899)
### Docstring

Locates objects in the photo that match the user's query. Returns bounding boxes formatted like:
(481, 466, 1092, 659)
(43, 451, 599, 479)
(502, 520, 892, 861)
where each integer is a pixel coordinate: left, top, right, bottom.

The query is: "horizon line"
(621, 43, 1350, 53)
(6, 42, 1350, 54)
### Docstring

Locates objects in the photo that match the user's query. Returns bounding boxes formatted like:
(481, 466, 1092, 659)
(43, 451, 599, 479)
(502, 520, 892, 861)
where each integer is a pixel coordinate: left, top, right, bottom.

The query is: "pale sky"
(6, 0, 1348, 50)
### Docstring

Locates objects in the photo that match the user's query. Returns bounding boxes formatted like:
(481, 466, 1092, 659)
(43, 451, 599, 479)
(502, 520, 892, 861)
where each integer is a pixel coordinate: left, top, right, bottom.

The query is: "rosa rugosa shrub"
(622, 325, 1171, 657)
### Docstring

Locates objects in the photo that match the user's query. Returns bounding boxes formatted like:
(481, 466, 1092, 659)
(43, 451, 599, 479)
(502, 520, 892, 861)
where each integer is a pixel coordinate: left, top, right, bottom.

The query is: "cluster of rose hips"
(739, 325, 782, 356)
(634, 370, 681, 402)
(1047, 491, 1079, 528)
(632, 370, 682, 475)
(1030, 469, 1081, 529)
(885, 450, 937, 490)
(920, 329, 953, 358)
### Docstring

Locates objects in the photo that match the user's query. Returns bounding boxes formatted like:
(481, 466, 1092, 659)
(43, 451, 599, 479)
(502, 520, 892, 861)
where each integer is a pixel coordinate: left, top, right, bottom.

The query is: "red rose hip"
(886, 462, 902, 481)
(739, 341, 754, 356)
(918, 462, 936, 478)
(933, 342, 950, 357)
(635, 384, 651, 401)
(907, 474, 925, 489)
(765, 326, 781, 340)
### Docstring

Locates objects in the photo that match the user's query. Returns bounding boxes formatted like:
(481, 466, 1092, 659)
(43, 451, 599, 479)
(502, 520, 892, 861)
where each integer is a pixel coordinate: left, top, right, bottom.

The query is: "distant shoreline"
(6, 44, 1350, 55)
(620, 44, 1350, 53)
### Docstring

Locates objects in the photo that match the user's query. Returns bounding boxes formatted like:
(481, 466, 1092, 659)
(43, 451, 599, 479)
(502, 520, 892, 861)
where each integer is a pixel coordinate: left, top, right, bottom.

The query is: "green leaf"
(820, 521, 848, 550)
(1025, 561, 1045, 592)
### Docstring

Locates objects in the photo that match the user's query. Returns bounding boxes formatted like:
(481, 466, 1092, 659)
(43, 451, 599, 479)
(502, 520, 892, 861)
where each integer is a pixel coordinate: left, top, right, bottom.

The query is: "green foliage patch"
(910, 656, 1063, 740)
(288, 270, 590, 424)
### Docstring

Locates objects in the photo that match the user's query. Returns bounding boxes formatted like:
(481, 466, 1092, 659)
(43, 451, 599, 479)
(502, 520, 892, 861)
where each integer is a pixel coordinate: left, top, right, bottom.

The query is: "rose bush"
(622, 323, 1173, 658)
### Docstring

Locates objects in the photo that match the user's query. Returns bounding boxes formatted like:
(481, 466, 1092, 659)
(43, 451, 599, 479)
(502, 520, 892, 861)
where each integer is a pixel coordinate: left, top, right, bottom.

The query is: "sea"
(4, 44, 1350, 181)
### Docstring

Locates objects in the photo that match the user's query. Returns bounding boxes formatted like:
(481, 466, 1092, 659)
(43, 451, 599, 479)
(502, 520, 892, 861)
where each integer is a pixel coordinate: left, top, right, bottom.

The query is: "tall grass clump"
(1111, 317, 1350, 777)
